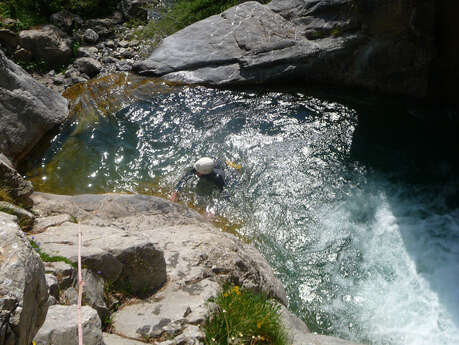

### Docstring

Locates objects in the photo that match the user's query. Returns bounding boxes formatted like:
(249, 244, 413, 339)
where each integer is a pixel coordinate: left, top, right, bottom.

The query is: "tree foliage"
(0, 0, 118, 28)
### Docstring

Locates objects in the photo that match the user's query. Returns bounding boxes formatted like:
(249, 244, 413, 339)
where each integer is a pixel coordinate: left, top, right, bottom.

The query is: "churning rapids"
(24, 74, 459, 345)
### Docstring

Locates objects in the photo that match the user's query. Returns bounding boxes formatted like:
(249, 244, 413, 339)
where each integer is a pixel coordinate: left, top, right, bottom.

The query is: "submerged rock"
(0, 49, 69, 164)
(134, 0, 434, 97)
(0, 211, 48, 345)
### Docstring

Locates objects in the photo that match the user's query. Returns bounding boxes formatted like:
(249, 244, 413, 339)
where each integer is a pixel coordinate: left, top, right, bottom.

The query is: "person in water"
(171, 157, 226, 202)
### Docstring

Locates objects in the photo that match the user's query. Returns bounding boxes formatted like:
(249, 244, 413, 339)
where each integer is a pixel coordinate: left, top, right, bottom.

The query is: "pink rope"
(77, 224, 84, 345)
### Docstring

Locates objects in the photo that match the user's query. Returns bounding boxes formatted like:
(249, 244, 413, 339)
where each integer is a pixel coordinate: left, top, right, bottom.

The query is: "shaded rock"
(105, 40, 116, 49)
(31, 220, 167, 297)
(0, 50, 69, 164)
(19, 25, 73, 66)
(85, 18, 116, 38)
(134, 0, 435, 97)
(0, 154, 33, 207)
(61, 286, 78, 305)
(0, 29, 19, 50)
(12, 47, 32, 62)
(34, 305, 104, 345)
(74, 57, 102, 77)
(116, 60, 133, 71)
(81, 269, 109, 320)
(50, 10, 83, 34)
(43, 261, 75, 290)
(120, 0, 152, 20)
(77, 46, 99, 58)
(84, 29, 100, 44)
(0, 211, 48, 345)
(45, 274, 59, 300)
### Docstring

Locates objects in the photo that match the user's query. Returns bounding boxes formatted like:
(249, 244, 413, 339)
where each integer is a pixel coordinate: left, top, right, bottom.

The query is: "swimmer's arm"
(171, 168, 195, 201)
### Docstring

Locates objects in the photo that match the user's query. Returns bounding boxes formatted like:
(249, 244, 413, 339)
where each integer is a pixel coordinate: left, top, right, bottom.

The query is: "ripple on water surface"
(24, 74, 459, 345)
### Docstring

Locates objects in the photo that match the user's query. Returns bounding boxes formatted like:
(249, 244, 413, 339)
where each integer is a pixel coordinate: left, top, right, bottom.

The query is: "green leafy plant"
(72, 40, 81, 57)
(204, 285, 289, 345)
(29, 239, 77, 267)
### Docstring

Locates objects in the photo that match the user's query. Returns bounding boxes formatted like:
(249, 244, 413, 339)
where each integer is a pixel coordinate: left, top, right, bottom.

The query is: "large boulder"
(120, 0, 154, 20)
(31, 192, 288, 343)
(74, 57, 102, 77)
(0, 49, 69, 164)
(0, 211, 48, 345)
(19, 25, 73, 66)
(133, 0, 435, 97)
(31, 221, 167, 297)
(0, 29, 19, 51)
(33, 305, 104, 345)
(49, 10, 83, 34)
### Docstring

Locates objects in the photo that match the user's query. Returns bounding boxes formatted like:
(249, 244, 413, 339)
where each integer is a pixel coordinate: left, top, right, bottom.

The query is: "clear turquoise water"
(26, 81, 459, 345)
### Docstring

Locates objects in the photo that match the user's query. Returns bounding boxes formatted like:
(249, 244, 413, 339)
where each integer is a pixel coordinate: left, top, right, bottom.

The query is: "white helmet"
(194, 157, 214, 175)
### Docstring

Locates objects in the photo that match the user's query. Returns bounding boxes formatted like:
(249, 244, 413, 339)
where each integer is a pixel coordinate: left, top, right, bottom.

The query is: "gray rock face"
(31, 192, 288, 343)
(74, 57, 102, 77)
(0, 211, 48, 345)
(0, 50, 69, 164)
(133, 0, 434, 97)
(19, 25, 73, 66)
(33, 305, 104, 345)
(50, 10, 83, 34)
(84, 29, 100, 44)
(0, 154, 33, 207)
(31, 221, 167, 297)
(103, 333, 145, 345)
(121, 0, 152, 20)
(31, 213, 72, 234)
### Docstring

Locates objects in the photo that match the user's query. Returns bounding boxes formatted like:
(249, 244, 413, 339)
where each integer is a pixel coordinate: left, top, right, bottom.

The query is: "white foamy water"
(312, 186, 459, 345)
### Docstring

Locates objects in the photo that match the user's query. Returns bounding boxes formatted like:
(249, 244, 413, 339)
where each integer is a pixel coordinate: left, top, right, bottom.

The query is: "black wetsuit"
(175, 159, 226, 192)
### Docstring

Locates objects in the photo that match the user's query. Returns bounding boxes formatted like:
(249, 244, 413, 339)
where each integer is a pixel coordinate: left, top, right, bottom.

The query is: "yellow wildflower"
(257, 321, 262, 329)
(232, 286, 241, 295)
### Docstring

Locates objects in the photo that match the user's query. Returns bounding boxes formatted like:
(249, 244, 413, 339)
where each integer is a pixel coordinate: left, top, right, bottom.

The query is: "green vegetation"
(140, 0, 270, 42)
(0, 0, 118, 29)
(29, 239, 77, 267)
(204, 285, 289, 345)
(0, 184, 14, 204)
